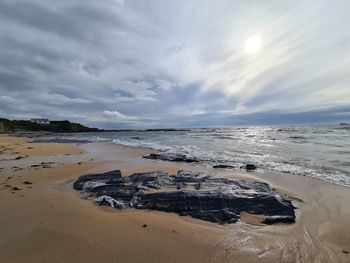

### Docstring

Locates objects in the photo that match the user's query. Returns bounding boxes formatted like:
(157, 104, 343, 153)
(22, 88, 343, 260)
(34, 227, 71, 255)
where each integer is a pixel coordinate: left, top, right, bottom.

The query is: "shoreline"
(0, 134, 350, 262)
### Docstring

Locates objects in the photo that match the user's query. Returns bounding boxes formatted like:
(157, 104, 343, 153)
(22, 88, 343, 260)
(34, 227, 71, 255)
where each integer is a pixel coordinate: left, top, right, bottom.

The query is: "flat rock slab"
(143, 153, 199, 163)
(73, 169, 295, 224)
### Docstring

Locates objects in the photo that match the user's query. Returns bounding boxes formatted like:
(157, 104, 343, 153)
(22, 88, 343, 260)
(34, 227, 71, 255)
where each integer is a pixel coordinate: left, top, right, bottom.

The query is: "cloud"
(89, 110, 141, 126)
(103, 110, 131, 120)
(0, 0, 349, 128)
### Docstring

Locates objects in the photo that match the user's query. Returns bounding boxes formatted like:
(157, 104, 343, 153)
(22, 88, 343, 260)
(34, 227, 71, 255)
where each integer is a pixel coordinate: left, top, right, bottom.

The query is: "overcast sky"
(1, 0, 350, 128)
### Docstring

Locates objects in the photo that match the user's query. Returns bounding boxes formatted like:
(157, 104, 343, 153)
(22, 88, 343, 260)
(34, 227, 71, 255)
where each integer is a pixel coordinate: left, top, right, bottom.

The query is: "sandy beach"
(0, 134, 350, 263)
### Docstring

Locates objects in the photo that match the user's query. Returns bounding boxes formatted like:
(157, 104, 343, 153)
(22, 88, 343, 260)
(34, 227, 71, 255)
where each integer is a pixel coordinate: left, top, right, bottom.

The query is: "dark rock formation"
(245, 164, 257, 170)
(74, 169, 295, 225)
(213, 164, 235, 169)
(143, 153, 199, 163)
(73, 170, 124, 191)
(210, 163, 256, 171)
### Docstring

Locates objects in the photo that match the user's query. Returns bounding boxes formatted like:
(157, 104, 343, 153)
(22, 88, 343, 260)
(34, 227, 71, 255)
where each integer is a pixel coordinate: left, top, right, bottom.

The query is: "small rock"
(343, 250, 349, 254)
(142, 224, 147, 228)
(245, 164, 257, 170)
(23, 181, 33, 185)
(12, 187, 21, 191)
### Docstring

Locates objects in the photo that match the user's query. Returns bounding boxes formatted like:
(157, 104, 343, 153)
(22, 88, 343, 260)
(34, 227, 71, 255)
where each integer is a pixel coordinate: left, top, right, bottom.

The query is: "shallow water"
(32, 124, 350, 188)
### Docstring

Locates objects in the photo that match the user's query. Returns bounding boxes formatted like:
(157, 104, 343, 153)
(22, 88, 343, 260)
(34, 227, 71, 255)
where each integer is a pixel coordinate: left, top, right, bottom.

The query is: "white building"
(30, 118, 50, 125)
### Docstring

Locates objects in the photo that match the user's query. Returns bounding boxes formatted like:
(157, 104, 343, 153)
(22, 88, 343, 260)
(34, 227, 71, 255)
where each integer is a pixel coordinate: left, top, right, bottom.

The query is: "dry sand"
(0, 134, 349, 262)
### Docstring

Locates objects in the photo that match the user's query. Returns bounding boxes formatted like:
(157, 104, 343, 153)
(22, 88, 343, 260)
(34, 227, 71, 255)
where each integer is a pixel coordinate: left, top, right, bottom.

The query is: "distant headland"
(0, 118, 99, 133)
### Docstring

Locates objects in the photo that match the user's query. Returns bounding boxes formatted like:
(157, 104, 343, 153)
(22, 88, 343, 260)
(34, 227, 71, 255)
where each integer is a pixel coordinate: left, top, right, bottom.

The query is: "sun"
(244, 35, 262, 55)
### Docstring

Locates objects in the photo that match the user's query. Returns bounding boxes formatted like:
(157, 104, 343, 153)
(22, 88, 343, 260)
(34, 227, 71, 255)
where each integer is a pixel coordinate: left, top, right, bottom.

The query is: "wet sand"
(0, 134, 349, 262)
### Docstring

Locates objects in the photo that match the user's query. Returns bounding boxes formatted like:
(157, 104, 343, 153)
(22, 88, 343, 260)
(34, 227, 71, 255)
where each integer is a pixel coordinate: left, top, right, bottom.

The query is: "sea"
(32, 124, 350, 188)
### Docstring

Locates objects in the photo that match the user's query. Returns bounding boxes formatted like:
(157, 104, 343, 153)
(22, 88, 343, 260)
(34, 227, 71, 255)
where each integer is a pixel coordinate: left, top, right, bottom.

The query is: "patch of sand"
(0, 134, 85, 156)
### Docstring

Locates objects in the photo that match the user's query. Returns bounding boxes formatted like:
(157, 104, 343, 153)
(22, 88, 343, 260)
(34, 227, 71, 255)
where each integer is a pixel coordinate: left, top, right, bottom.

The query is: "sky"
(0, 0, 350, 128)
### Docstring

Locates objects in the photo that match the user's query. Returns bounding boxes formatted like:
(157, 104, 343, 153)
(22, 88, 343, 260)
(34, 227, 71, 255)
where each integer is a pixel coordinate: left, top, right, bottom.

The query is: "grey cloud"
(0, 0, 349, 128)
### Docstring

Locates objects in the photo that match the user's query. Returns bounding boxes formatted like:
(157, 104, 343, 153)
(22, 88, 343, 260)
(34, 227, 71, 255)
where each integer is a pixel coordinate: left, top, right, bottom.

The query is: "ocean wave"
(263, 161, 350, 187)
(277, 128, 300, 132)
(92, 136, 112, 142)
(111, 138, 174, 152)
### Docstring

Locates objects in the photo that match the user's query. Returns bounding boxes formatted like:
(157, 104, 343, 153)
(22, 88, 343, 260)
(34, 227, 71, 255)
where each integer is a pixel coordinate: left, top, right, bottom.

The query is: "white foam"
(262, 161, 350, 188)
(95, 195, 126, 209)
(112, 138, 174, 152)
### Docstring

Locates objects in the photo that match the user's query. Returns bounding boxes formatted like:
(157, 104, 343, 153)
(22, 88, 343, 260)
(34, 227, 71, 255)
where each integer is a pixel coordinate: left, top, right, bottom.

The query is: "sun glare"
(244, 35, 262, 55)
